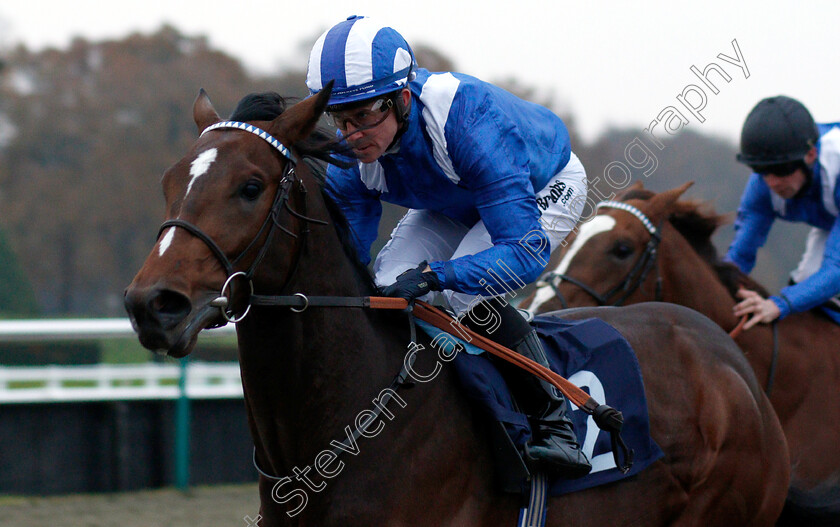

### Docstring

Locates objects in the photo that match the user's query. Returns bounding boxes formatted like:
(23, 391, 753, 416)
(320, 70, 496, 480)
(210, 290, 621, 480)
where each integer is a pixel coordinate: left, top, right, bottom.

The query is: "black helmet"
(736, 96, 819, 167)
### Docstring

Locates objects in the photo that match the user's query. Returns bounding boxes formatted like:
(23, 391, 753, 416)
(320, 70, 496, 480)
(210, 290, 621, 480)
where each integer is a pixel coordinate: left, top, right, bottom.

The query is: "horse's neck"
(658, 223, 780, 372)
(239, 309, 401, 456)
(236, 196, 499, 520)
(659, 223, 742, 330)
(237, 190, 426, 471)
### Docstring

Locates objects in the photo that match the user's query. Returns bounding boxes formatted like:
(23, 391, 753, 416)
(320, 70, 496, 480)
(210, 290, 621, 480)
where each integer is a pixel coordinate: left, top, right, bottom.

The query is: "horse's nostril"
(149, 290, 192, 320)
(125, 287, 193, 333)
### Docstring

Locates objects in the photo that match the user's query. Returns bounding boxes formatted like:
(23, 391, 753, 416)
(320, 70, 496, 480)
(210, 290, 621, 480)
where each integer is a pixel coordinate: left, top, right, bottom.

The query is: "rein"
(251, 292, 622, 415)
(248, 295, 634, 473)
(250, 294, 621, 419)
(167, 121, 632, 477)
(727, 315, 780, 396)
(541, 201, 663, 308)
(411, 301, 633, 473)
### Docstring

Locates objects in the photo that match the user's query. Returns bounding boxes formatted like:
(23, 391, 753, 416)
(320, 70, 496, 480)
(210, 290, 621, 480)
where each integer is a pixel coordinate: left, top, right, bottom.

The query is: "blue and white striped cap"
(306, 15, 416, 108)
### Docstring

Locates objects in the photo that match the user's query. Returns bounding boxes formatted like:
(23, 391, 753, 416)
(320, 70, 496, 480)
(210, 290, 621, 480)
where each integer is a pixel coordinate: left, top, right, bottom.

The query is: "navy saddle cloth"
(420, 313, 663, 496)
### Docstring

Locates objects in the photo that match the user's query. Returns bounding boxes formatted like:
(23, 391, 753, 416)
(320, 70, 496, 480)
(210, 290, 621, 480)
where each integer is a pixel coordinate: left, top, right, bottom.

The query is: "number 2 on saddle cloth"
(416, 311, 663, 496)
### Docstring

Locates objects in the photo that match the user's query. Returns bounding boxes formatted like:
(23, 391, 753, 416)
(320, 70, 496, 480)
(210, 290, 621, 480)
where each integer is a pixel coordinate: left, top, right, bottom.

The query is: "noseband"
(542, 200, 663, 307)
(156, 121, 325, 323)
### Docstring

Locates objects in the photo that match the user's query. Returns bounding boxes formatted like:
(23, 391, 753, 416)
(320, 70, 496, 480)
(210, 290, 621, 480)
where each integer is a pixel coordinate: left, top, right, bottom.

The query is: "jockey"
(727, 95, 840, 329)
(307, 16, 591, 478)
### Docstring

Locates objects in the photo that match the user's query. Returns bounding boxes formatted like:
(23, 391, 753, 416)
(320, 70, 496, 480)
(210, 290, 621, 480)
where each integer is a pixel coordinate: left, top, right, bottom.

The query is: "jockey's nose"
(343, 123, 364, 140)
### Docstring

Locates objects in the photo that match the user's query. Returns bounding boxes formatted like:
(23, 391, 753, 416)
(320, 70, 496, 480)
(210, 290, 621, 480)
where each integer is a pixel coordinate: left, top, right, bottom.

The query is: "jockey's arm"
(772, 216, 840, 318)
(725, 173, 776, 273)
(426, 105, 550, 295)
(324, 165, 383, 266)
(426, 192, 551, 296)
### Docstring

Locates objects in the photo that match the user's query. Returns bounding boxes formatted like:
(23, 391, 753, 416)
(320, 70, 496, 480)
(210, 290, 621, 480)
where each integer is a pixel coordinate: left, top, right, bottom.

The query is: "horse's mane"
(230, 92, 353, 169)
(309, 160, 380, 294)
(618, 188, 770, 298)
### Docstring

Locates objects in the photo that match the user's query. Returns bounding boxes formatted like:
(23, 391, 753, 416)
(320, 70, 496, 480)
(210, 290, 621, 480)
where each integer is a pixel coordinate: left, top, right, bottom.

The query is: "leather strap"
(243, 293, 633, 472)
(408, 300, 632, 472)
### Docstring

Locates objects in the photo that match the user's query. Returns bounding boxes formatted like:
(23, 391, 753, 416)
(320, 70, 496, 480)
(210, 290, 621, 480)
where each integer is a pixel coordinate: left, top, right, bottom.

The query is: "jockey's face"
(762, 169, 808, 199)
(335, 89, 409, 164)
(759, 147, 817, 199)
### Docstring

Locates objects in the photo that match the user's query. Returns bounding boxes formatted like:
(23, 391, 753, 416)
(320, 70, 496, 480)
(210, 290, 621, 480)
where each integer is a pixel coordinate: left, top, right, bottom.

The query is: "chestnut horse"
(124, 89, 789, 526)
(522, 182, 840, 525)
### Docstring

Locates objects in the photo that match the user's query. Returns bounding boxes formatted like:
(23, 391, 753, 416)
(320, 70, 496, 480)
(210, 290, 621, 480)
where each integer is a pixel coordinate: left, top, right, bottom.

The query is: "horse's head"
(531, 181, 694, 311)
(124, 86, 333, 357)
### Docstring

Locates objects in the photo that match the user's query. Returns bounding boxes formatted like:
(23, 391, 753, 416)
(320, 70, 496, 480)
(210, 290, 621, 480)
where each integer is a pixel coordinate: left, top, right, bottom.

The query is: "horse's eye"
(240, 181, 263, 201)
(611, 242, 634, 260)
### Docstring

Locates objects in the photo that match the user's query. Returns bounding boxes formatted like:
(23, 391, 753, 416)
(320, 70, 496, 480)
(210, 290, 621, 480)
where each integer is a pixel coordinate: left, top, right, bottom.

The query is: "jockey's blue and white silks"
(324, 68, 575, 298)
(307, 16, 416, 106)
(726, 122, 840, 321)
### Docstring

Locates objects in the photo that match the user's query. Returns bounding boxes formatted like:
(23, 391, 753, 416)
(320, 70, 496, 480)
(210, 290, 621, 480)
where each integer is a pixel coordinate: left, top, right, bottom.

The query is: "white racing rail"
(0, 362, 243, 403)
(0, 318, 240, 403)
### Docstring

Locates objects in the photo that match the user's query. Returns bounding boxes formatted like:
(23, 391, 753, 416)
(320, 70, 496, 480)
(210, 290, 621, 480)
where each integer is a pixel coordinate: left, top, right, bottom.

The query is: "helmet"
(306, 16, 416, 109)
(736, 95, 819, 167)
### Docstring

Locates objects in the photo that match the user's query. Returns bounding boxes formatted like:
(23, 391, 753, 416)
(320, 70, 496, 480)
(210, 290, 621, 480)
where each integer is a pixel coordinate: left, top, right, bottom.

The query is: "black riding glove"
(380, 261, 442, 302)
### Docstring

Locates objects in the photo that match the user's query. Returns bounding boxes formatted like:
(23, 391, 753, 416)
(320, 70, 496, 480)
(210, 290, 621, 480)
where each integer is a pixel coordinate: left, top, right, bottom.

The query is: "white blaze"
(158, 227, 175, 257)
(526, 215, 617, 315)
(552, 215, 617, 277)
(158, 148, 219, 256)
(186, 148, 218, 197)
(158, 148, 218, 257)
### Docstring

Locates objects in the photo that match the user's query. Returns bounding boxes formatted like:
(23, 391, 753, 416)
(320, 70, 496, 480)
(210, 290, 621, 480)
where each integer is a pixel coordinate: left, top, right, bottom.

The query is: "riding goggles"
(327, 97, 394, 131)
(751, 160, 804, 177)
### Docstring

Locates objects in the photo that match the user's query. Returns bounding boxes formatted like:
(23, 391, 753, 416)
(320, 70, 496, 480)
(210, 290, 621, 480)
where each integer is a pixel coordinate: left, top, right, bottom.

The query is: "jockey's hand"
(380, 261, 441, 302)
(733, 288, 781, 330)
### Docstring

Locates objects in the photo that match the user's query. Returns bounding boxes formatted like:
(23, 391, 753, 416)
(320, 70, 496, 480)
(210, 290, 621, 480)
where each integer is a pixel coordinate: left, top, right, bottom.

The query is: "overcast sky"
(1, 1, 837, 144)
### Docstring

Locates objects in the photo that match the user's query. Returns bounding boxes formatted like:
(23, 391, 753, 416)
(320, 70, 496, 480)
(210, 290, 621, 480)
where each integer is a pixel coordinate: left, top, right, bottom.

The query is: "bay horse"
(124, 88, 789, 526)
(522, 181, 840, 525)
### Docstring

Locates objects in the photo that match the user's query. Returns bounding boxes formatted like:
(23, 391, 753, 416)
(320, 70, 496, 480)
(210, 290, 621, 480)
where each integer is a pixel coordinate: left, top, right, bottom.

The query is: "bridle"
(156, 120, 433, 480)
(543, 200, 663, 308)
(156, 121, 326, 324)
(539, 199, 781, 395)
(154, 120, 635, 478)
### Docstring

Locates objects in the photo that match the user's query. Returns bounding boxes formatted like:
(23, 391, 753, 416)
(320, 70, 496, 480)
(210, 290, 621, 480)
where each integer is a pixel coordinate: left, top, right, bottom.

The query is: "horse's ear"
(270, 81, 334, 145)
(193, 88, 221, 133)
(644, 181, 694, 222)
(616, 180, 644, 199)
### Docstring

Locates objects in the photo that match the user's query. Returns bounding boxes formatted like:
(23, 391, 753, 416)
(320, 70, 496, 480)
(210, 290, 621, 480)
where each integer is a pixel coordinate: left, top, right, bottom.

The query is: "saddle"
(418, 313, 663, 496)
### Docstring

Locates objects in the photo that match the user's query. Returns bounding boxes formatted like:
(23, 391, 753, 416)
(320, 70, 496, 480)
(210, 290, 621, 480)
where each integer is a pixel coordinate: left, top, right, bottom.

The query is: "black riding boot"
(459, 298, 591, 479)
(514, 329, 592, 479)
